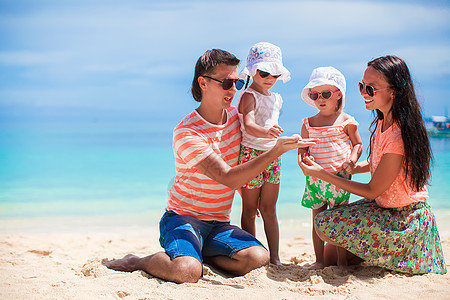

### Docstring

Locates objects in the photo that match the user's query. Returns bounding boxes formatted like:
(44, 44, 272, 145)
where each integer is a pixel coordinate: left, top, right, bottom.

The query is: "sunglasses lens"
(236, 79, 244, 90)
(259, 71, 270, 78)
(221, 79, 233, 90)
(358, 82, 364, 93)
(309, 93, 319, 101)
(322, 91, 332, 99)
(221, 79, 245, 90)
(359, 82, 375, 97)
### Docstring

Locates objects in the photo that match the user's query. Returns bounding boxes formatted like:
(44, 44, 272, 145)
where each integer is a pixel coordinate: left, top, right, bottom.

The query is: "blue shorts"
(159, 210, 265, 263)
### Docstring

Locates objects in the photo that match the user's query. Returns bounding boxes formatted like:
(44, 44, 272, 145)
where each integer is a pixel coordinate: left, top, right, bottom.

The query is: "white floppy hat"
(301, 66, 346, 108)
(239, 42, 291, 83)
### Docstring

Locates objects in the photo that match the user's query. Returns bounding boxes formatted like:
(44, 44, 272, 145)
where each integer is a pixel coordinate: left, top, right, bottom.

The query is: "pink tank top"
(303, 116, 359, 173)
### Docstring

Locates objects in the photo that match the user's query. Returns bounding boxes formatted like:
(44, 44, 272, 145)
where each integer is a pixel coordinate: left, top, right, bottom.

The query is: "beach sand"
(1, 212, 449, 300)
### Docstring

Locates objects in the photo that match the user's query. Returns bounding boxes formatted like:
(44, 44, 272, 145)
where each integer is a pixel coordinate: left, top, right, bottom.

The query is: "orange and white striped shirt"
(167, 107, 242, 221)
(303, 116, 359, 174)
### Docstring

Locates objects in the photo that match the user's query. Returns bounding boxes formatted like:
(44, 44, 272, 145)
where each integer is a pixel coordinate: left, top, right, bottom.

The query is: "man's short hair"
(191, 49, 240, 102)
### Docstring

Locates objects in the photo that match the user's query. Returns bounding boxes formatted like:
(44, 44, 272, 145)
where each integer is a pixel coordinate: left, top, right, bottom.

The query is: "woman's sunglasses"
(259, 70, 281, 78)
(358, 82, 391, 97)
(308, 90, 339, 101)
(203, 75, 245, 90)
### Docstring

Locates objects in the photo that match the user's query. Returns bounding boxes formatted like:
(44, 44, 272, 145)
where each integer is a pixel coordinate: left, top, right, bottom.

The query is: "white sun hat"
(239, 42, 291, 83)
(301, 66, 346, 108)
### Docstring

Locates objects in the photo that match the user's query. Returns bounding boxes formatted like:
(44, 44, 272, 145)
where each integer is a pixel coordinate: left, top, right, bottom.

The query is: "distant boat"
(426, 116, 450, 137)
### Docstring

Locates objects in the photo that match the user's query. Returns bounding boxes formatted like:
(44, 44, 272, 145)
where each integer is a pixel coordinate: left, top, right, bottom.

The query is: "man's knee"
(236, 246, 269, 273)
(171, 256, 203, 283)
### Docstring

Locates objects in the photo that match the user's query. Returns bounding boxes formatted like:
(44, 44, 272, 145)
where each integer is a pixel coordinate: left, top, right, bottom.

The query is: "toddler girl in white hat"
(237, 42, 290, 265)
(298, 66, 363, 270)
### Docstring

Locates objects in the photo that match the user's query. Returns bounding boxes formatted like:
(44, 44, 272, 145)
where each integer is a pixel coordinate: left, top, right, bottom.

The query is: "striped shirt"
(304, 116, 359, 173)
(167, 107, 242, 221)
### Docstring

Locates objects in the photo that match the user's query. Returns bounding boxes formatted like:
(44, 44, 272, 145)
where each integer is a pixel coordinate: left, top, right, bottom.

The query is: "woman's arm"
(197, 135, 318, 190)
(299, 153, 404, 200)
(239, 92, 283, 138)
(353, 160, 370, 174)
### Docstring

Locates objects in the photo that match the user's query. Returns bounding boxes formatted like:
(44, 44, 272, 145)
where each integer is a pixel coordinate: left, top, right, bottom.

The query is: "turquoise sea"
(0, 112, 449, 225)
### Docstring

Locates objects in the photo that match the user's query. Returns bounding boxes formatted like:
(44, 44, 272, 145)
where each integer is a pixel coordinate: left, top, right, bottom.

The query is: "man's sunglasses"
(259, 70, 281, 78)
(308, 90, 339, 101)
(358, 82, 391, 97)
(203, 75, 245, 90)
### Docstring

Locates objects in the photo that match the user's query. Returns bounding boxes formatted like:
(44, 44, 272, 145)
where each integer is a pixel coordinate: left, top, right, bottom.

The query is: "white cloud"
(0, 0, 448, 115)
(0, 51, 70, 66)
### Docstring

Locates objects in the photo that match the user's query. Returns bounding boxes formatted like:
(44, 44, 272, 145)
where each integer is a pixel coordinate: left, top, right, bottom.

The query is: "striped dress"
(304, 116, 359, 173)
(167, 107, 242, 221)
(301, 116, 359, 209)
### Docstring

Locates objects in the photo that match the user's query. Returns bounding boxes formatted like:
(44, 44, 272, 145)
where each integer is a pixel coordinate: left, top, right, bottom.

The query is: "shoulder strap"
(302, 117, 310, 129)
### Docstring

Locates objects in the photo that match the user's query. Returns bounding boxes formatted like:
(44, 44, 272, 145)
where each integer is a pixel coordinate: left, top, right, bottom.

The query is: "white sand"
(1, 212, 449, 299)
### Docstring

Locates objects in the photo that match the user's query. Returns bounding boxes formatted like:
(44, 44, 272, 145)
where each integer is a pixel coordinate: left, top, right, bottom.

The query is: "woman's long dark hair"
(367, 55, 432, 191)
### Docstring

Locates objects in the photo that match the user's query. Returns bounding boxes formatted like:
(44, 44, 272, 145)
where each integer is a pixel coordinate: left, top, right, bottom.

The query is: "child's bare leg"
(259, 182, 281, 265)
(336, 246, 348, 269)
(323, 243, 364, 267)
(309, 204, 328, 269)
(240, 187, 261, 236)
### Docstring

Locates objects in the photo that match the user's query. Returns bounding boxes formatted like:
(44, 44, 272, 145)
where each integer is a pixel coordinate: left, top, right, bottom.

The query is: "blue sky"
(1, 0, 449, 130)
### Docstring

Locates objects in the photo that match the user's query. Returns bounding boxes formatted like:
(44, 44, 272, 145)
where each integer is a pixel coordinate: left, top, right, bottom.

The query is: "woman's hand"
(298, 153, 315, 167)
(298, 154, 324, 177)
(340, 160, 356, 174)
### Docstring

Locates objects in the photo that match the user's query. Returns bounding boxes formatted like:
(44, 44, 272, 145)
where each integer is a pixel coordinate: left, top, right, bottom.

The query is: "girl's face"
(310, 84, 342, 113)
(252, 69, 278, 91)
(360, 66, 394, 114)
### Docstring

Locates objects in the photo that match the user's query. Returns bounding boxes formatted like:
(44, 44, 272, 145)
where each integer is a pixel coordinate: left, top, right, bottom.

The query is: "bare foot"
(308, 261, 325, 270)
(104, 254, 140, 272)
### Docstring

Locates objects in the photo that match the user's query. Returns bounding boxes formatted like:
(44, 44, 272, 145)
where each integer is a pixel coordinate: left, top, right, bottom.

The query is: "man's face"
(200, 64, 239, 110)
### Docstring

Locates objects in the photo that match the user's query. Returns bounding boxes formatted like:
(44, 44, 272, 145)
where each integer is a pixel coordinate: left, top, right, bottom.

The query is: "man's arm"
(196, 135, 318, 189)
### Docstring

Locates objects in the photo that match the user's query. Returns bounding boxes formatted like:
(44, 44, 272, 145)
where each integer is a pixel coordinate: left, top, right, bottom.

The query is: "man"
(106, 49, 316, 283)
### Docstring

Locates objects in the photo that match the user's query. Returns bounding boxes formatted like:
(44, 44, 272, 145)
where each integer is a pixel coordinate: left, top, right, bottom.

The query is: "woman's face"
(360, 66, 394, 114)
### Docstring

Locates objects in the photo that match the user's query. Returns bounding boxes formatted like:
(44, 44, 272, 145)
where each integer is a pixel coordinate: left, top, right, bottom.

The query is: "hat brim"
(239, 61, 290, 83)
(301, 79, 345, 108)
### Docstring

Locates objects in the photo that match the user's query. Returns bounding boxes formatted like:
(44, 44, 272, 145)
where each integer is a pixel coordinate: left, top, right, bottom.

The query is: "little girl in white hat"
(237, 42, 290, 265)
(298, 66, 363, 270)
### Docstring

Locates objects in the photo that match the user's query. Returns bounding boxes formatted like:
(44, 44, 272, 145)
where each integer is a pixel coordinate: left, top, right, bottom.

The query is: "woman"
(298, 55, 447, 274)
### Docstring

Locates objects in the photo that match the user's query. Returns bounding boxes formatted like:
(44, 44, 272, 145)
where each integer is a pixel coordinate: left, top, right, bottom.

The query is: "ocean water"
(1, 116, 449, 223)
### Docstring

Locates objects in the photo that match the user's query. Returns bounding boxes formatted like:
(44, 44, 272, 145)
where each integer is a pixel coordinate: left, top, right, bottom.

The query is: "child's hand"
(301, 153, 315, 166)
(266, 125, 284, 138)
(341, 160, 356, 174)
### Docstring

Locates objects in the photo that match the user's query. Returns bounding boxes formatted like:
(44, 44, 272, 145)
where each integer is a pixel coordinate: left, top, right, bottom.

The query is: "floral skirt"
(315, 198, 447, 274)
(238, 145, 281, 189)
